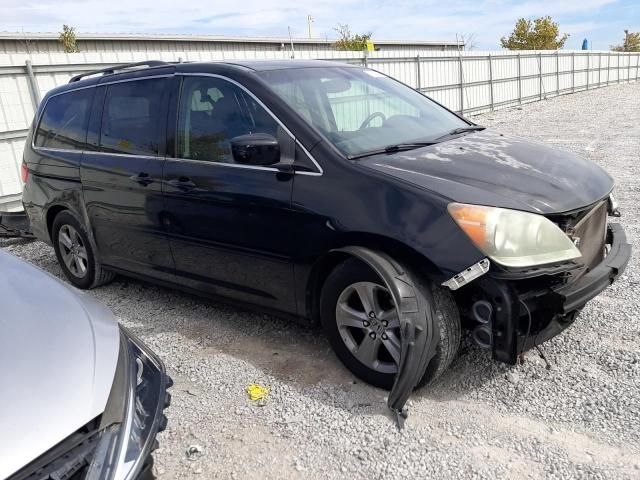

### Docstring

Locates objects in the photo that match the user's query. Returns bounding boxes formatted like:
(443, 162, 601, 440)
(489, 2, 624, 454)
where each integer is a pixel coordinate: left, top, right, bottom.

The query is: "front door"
(81, 75, 174, 281)
(162, 75, 297, 312)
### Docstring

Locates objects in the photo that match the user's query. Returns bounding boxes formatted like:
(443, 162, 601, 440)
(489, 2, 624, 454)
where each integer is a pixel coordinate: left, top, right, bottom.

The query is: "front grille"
(552, 201, 608, 272)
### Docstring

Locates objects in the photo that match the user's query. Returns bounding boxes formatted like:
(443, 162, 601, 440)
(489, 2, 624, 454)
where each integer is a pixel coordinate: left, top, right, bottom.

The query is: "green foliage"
(500, 16, 569, 50)
(58, 25, 80, 53)
(611, 30, 640, 52)
(333, 24, 372, 51)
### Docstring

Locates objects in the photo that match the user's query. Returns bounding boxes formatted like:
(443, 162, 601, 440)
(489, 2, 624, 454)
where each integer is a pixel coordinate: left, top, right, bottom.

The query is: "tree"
(500, 16, 568, 50)
(58, 25, 80, 53)
(333, 24, 372, 51)
(457, 33, 477, 51)
(611, 30, 640, 52)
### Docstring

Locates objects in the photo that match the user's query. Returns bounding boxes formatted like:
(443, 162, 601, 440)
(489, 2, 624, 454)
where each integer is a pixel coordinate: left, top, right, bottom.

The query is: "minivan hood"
(358, 130, 613, 214)
(0, 251, 119, 479)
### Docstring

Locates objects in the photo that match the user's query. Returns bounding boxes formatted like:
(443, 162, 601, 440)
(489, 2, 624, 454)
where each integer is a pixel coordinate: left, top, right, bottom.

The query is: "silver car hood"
(0, 250, 119, 479)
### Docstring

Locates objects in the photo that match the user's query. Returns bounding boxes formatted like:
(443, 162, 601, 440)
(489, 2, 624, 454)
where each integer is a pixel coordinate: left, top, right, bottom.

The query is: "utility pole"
(306, 15, 314, 39)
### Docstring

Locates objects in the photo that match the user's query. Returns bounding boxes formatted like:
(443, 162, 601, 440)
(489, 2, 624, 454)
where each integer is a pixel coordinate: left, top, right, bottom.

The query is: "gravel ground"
(2, 82, 639, 479)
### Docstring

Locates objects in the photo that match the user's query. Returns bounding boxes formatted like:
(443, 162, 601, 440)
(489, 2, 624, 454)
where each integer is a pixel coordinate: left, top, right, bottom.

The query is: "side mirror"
(231, 133, 280, 166)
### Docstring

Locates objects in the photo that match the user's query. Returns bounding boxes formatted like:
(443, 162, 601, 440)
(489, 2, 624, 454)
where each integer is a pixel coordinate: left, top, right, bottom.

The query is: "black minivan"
(22, 60, 630, 416)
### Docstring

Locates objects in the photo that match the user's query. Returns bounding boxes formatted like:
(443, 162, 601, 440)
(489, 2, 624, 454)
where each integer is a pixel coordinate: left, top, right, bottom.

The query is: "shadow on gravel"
(1, 238, 503, 412)
(413, 344, 508, 402)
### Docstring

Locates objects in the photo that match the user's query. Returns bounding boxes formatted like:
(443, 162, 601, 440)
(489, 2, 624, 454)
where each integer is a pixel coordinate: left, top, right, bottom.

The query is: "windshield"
(259, 66, 469, 158)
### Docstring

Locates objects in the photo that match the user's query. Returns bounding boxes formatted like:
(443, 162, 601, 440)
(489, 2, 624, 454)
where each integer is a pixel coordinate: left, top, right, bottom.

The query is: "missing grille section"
(549, 201, 608, 273)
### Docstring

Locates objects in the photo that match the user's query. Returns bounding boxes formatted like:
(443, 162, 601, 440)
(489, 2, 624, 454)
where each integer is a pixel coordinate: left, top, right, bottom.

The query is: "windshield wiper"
(349, 142, 436, 160)
(433, 125, 486, 142)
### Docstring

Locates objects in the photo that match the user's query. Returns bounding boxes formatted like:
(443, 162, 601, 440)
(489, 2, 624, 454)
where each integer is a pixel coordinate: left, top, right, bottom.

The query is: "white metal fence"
(1, 49, 639, 209)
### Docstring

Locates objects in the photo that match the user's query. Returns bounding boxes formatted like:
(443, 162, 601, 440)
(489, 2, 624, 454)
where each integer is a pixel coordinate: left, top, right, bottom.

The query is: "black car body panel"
(21, 59, 630, 369)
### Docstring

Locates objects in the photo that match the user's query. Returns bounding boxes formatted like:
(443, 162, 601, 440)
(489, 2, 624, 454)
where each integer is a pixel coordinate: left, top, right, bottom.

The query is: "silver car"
(0, 250, 170, 480)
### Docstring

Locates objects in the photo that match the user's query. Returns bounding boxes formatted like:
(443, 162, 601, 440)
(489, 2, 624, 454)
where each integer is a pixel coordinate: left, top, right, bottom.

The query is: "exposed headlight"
(448, 203, 581, 268)
(87, 327, 167, 480)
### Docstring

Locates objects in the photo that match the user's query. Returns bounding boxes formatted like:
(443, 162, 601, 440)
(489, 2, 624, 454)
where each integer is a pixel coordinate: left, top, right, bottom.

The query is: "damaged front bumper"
(470, 223, 631, 364)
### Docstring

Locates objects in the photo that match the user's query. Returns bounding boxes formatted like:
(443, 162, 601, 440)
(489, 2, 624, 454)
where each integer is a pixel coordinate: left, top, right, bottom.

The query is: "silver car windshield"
(259, 66, 468, 158)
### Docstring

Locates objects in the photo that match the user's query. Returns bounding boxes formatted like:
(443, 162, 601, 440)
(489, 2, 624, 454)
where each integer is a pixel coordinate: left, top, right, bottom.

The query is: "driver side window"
(177, 77, 280, 163)
(326, 75, 420, 131)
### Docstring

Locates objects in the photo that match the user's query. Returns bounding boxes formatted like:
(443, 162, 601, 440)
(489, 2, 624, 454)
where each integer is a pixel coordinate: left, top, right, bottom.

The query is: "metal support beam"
(24, 60, 41, 109)
(458, 54, 464, 115)
(517, 53, 522, 105)
(598, 53, 602, 87)
(586, 53, 590, 90)
(556, 51, 560, 96)
(0, 129, 29, 141)
(488, 54, 494, 111)
(416, 55, 421, 90)
(539, 52, 543, 100)
(571, 52, 575, 92)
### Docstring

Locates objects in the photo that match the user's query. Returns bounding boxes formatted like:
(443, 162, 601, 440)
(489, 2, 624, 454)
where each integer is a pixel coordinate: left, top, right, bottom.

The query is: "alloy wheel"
(58, 224, 89, 278)
(335, 281, 401, 374)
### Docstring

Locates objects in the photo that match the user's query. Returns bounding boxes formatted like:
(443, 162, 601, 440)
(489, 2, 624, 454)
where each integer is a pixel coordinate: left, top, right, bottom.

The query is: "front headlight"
(448, 203, 581, 268)
(87, 327, 167, 480)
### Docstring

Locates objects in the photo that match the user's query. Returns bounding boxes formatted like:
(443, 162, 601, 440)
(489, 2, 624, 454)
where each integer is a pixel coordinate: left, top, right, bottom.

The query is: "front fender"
(332, 246, 438, 428)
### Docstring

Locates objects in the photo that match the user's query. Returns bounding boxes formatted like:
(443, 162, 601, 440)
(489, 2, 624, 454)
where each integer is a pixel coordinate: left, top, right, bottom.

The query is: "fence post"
(556, 50, 560, 96)
(517, 53, 522, 105)
(571, 52, 575, 92)
(628, 53, 631, 83)
(488, 54, 494, 111)
(458, 54, 464, 115)
(586, 53, 590, 90)
(607, 52, 610, 85)
(636, 53, 639, 81)
(416, 55, 421, 91)
(598, 52, 602, 87)
(538, 52, 543, 100)
(24, 60, 41, 110)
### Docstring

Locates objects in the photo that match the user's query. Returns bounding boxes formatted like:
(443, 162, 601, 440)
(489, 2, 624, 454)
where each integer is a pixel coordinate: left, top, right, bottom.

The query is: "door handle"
(129, 172, 153, 186)
(168, 177, 196, 191)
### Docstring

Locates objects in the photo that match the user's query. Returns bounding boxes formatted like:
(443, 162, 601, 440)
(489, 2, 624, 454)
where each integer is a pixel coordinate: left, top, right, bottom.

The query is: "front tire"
(320, 258, 461, 390)
(52, 210, 115, 289)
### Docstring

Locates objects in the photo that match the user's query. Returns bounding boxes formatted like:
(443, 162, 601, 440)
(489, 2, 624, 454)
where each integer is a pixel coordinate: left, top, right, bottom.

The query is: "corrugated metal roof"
(0, 31, 463, 47)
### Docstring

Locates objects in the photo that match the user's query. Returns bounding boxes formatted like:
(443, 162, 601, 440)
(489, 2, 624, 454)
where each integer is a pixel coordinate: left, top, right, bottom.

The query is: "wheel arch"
(46, 204, 70, 242)
(305, 232, 443, 325)
(45, 203, 102, 263)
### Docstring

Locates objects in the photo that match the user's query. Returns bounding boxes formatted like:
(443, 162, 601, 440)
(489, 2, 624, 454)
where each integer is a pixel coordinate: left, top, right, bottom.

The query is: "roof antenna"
(288, 26, 296, 59)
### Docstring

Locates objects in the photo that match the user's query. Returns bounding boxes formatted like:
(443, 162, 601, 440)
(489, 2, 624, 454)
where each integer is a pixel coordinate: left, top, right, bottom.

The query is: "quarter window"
(99, 78, 165, 156)
(177, 77, 280, 163)
(35, 89, 93, 150)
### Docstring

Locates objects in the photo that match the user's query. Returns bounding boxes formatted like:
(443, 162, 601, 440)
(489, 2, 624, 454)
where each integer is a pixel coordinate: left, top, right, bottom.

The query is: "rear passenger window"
(100, 78, 165, 156)
(35, 89, 93, 150)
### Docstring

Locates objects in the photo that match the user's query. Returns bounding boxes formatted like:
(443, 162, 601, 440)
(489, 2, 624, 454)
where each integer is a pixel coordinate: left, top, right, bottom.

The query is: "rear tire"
(320, 257, 461, 390)
(52, 210, 115, 289)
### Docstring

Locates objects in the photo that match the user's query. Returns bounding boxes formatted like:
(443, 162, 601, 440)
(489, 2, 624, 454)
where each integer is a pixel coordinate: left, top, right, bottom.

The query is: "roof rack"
(69, 60, 170, 83)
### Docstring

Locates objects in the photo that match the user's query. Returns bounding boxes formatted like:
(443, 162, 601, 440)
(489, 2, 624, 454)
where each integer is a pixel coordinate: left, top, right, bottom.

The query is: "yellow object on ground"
(246, 383, 271, 401)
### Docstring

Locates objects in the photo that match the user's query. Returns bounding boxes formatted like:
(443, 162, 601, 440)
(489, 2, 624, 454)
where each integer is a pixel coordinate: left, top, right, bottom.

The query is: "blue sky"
(1, 0, 638, 50)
